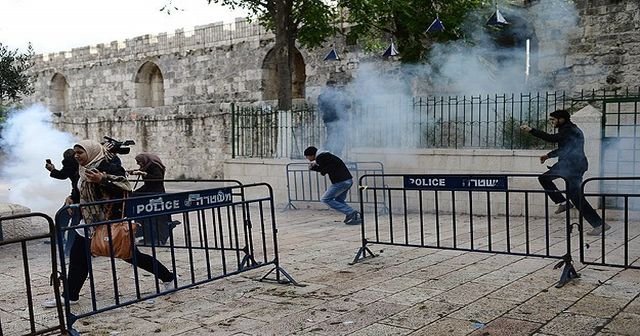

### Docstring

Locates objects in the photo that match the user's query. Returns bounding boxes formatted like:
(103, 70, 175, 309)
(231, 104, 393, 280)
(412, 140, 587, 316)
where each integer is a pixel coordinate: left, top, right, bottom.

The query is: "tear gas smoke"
(0, 104, 76, 216)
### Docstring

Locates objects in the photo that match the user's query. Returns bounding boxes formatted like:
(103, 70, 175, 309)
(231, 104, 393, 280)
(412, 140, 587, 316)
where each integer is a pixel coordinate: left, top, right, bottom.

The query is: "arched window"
(135, 62, 164, 107)
(261, 47, 306, 101)
(50, 73, 69, 114)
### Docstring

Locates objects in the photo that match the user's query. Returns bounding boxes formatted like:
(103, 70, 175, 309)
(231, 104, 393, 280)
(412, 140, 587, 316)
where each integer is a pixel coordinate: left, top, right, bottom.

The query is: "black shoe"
(345, 212, 362, 225)
(343, 212, 356, 223)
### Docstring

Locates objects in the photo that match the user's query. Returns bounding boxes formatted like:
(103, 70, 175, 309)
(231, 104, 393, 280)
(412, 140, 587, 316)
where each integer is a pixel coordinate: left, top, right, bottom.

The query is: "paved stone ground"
(1, 208, 640, 336)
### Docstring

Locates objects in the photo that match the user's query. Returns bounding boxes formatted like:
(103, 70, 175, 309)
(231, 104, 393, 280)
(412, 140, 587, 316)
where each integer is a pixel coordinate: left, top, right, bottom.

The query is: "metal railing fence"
(350, 173, 579, 288)
(230, 88, 640, 159)
(0, 213, 65, 336)
(54, 182, 299, 335)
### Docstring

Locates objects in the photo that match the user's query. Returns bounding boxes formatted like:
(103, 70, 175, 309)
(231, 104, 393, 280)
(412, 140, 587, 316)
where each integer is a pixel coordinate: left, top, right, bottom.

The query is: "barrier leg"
(554, 254, 580, 288)
(260, 266, 305, 287)
(239, 246, 260, 271)
(282, 201, 298, 211)
(350, 245, 376, 265)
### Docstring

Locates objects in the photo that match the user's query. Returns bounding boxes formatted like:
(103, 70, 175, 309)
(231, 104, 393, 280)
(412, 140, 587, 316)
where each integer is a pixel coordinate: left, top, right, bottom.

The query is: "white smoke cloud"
(342, 0, 580, 150)
(0, 104, 76, 216)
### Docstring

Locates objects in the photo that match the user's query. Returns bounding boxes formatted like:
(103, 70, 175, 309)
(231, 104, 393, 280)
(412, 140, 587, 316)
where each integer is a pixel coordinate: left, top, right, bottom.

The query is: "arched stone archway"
(261, 47, 306, 101)
(135, 62, 164, 107)
(50, 73, 69, 115)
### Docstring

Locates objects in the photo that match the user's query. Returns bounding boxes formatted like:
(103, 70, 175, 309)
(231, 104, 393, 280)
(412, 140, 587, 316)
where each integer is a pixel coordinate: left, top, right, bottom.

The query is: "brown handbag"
(90, 198, 137, 260)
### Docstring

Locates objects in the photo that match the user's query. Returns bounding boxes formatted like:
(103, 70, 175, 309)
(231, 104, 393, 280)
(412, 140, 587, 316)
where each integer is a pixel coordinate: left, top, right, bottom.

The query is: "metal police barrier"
(0, 213, 65, 336)
(54, 183, 299, 335)
(580, 177, 640, 269)
(127, 179, 244, 247)
(351, 174, 579, 288)
(284, 161, 388, 212)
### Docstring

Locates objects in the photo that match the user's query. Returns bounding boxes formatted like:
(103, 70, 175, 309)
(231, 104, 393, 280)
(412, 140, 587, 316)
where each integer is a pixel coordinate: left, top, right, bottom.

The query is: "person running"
(43, 140, 177, 308)
(521, 109, 610, 236)
(303, 146, 361, 225)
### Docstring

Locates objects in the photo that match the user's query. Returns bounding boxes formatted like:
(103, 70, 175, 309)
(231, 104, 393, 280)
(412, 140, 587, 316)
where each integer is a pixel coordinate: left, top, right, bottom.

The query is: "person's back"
(314, 151, 352, 184)
(132, 153, 173, 245)
(304, 146, 361, 225)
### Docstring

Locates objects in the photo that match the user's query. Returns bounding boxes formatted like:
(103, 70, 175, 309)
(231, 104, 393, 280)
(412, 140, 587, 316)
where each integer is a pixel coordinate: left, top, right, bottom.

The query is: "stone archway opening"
(261, 47, 306, 101)
(135, 62, 164, 107)
(50, 73, 69, 115)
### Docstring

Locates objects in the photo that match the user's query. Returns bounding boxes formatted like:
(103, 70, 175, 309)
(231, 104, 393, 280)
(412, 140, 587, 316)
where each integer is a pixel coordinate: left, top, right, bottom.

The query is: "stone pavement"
(2, 208, 640, 336)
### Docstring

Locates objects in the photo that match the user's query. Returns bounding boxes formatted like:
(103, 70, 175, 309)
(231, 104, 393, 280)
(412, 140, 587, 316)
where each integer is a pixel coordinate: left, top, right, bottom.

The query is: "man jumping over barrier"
(520, 109, 610, 236)
(304, 146, 362, 225)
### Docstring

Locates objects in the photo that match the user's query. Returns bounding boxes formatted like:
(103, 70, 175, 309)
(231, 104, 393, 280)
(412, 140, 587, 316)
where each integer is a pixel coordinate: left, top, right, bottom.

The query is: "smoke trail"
(0, 104, 76, 216)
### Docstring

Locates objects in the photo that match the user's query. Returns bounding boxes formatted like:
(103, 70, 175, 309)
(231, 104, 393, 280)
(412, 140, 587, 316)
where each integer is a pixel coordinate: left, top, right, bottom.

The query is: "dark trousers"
(538, 170, 604, 228)
(65, 236, 174, 301)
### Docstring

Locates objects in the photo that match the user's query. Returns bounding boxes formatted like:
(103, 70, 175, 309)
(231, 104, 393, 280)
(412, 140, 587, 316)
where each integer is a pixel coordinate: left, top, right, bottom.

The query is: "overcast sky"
(0, 0, 249, 54)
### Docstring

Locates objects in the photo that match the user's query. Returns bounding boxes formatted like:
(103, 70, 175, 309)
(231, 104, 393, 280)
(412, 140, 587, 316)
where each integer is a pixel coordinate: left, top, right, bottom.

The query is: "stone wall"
(557, 0, 640, 92)
(55, 104, 230, 178)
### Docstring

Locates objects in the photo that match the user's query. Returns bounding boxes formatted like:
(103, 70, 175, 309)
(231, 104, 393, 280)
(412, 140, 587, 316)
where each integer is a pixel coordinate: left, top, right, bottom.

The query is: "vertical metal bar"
(624, 196, 629, 267)
(403, 189, 409, 245)
(20, 241, 36, 334)
(215, 207, 227, 274)
(373, 185, 380, 242)
(258, 201, 268, 263)
(435, 191, 440, 247)
(452, 191, 457, 248)
(388, 188, 394, 244)
(231, 204, 242, 269)
(469, 190, 474, 250)
(544, 195, 550, 256)
(419, 190, 425, 246)
(486, 191, 492, 251)
(231, 103, 236, 158)
(199, 209, 212, 278)
(524, 192, 530, 255)
(505, 190, 511, 253)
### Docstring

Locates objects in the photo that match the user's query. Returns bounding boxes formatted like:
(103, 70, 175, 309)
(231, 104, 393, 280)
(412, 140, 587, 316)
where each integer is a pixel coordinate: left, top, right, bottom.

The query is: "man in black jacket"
(521, 109, 610, 236)
(45, 148, 80, 255)
(304, 146, 361, 225)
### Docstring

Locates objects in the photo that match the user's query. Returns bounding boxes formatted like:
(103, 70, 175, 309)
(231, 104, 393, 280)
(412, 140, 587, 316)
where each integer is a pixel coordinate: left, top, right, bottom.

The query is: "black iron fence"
(54, 182, 298, 335)
(580, 177, 640, 268)
(351, 173, 579, 288)
(0, 213, 65, 336)
(230, 88, 640, 159)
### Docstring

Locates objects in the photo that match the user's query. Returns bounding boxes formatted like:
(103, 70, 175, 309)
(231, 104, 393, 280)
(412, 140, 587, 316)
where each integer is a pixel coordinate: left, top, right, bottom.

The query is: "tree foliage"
(204, 0, 336, 109)
(0, 43, 34, 106)
(339, 0, 488, 63)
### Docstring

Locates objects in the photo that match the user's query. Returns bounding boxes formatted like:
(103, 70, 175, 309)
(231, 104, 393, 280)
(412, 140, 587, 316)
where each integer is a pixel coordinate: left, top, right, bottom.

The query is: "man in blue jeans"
(304, 146, 362, 225)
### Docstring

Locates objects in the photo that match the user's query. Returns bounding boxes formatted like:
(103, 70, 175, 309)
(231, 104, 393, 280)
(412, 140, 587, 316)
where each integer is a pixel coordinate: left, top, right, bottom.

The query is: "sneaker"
(343, 212, 356, 223)
(42, 296, 78, 309)
(554, 202, 574, 214)
(345, 212, 362, 225)
(586, 224, 611, 236)
(162, 275, 179, 292)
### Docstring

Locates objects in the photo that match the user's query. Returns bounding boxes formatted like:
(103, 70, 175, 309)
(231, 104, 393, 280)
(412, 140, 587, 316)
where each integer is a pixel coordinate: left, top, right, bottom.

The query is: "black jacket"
(311, 152, 352, 184)
(530, 121, 589, 176)
(50, 157, 80, 203)
(134, 163, 166, 194)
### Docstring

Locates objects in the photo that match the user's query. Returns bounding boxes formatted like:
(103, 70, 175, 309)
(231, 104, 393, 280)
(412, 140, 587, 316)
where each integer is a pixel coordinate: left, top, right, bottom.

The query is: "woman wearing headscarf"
(43, 140, 176, 308)
(131, 153, 166, 194)
(131, 153, 175, 245)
